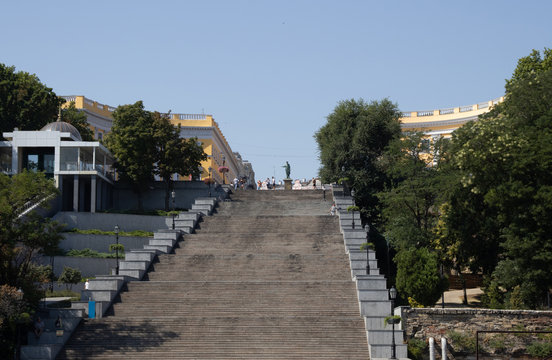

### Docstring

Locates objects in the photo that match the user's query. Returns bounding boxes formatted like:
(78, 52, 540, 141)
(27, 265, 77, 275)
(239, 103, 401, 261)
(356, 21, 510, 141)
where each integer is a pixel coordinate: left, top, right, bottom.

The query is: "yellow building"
(61, 95, 253, 185)
(399, 97, 504, 164)
(400, 97, 504, 137)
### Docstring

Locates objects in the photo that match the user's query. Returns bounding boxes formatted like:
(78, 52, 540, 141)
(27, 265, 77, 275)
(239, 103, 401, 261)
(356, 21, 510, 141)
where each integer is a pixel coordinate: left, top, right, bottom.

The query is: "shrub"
(527, 341, 552, 358)
(57, 267, 82, 290)
(447, 330, 476, 353)
(408, 338, 427, 360)
(359, 242, 374, 251)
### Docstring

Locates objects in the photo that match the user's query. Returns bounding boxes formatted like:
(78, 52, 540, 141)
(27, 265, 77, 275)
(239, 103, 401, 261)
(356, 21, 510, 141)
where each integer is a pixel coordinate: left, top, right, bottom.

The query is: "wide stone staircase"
(57, 190, 371, 359)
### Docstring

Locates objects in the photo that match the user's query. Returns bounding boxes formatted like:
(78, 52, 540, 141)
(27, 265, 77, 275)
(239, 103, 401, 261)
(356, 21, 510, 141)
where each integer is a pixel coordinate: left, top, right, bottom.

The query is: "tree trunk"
(460, 272, 468, 305)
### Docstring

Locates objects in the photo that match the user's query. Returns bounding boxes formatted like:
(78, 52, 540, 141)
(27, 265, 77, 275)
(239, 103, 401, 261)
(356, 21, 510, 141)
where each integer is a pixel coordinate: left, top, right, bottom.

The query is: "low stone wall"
(113, 180, 225, 211)
(404, 307, 552, 338)
(54, 212, 171, 232)
(38, 256, 117, 277)
(403, 307, 552, 355)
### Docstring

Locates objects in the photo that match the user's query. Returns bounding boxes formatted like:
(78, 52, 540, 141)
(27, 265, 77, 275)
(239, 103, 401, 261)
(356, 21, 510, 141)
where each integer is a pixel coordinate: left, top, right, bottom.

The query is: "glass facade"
(60, 147, 78, 171)
(0, 147, 11, 173)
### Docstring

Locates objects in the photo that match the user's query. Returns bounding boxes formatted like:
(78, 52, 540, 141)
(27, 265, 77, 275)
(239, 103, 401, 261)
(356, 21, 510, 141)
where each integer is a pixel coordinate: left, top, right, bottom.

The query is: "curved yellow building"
(400, 97, 504, 137)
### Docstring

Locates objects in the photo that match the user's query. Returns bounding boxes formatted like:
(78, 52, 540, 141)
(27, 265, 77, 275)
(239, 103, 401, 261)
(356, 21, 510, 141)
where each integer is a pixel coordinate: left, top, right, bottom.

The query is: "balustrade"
(439, 108, 454, 115)
(459, 105, 473, 112)
(401, 112, 411, 117)
(178, 114, 207, 120)
(478, 102, 489, 109)
(417, 110, 434, 117)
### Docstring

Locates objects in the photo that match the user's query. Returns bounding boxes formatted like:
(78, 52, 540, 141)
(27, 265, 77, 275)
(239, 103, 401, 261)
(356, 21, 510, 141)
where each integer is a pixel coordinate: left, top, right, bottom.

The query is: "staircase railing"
(16, 193, 56, 219)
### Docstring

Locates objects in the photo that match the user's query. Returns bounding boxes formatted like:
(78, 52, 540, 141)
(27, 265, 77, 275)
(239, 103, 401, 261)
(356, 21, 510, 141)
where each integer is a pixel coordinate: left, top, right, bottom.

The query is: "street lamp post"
(208, 167, 212, 197)
(351, 189, 356, 230)
(222, 155, 226, 184)
(114, 225, 120, 275)
(365, 224, 370, 275)
(389, 285, 398, 360)
(171, 190, 176, 230)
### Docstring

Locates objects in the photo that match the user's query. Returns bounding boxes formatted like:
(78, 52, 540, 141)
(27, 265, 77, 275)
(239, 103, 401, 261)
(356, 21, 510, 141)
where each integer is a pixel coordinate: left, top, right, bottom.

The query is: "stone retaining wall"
(403, 307, 552, 356)
(403, 308, 552, 339)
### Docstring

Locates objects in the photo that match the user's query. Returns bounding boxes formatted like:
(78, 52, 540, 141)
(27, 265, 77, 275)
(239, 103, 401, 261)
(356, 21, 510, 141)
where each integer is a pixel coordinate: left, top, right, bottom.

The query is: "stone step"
(87, 278, 125, 291)
(367, 328, 404, 344)
(143, 244, 171, 253)
(119, 260, 150, 271)
(58, 190, 370, 360)
(369, 343, 408, 359)
(124, 251, 156, 262)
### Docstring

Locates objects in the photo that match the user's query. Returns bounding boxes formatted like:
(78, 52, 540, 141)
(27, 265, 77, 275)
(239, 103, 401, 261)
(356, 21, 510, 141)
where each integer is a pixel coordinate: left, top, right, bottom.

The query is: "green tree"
(105, 101, 156, 210)
(0, 63, 61, 134)
(0, 171, 63, 299)
(378, 132, 445, 250)
(395, 247, 448, 306)
(61, 101, 94, 141)
(444, 48, 552, 308)
(57, 267, 82, 290)
(152, 112, 207, 210)
(0, 284, 30, 359)
(315, 98, 401, 221)
(0, 170, 63, 355)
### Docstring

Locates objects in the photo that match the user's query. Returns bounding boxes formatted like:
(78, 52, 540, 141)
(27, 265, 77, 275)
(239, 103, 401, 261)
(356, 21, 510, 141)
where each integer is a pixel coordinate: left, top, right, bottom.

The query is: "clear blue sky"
(1, 1, 550, 181)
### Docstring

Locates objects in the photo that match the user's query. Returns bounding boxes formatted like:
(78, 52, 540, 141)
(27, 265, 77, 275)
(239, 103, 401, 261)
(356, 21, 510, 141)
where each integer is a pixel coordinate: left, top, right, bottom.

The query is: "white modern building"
(1, 121, 115, 212)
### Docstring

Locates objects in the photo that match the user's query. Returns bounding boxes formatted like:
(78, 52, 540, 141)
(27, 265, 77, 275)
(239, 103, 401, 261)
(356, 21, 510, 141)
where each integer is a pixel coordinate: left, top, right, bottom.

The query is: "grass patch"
(99, 209, 187, 216)
(66, 228, 153, 237)
(65, 248, 125, 259)
(44, 289, 80, 301)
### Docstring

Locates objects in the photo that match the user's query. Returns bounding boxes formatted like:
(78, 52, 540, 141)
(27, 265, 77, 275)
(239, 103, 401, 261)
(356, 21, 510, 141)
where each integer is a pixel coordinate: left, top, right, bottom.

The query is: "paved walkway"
(437, 288, 483, 307)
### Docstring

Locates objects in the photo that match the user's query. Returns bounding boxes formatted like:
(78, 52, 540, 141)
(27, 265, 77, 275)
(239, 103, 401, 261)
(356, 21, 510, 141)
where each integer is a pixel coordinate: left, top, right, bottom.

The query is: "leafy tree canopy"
(105, 101, 156, 209)
(61, 101, 94, 141)
(0, 63, 61, 135)
(0, 170, 63, 308)
(152, 112, 207, 210)
(445, 48, 552, 308)
(315, 98, 401, 220)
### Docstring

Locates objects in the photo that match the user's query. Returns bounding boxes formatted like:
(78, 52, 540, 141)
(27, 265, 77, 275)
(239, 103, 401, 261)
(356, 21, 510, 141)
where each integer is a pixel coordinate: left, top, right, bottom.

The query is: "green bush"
(527, 341, 552, 358)
(359, 242, 374, 251)
(408, 338, 427, 360)
(487, 334, 506, 352)
(57, 267, 82, 290)
(447, 330, 476, 353)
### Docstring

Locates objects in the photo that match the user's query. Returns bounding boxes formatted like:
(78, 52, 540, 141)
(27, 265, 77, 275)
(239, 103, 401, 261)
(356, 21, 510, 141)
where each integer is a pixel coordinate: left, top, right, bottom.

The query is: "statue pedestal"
(283, 178, 292, 190)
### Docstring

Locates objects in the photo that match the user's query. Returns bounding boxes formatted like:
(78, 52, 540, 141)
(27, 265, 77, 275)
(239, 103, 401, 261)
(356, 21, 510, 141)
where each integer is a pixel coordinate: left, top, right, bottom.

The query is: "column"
(73, 175, 79, 212)
(91, 175, 96, 213)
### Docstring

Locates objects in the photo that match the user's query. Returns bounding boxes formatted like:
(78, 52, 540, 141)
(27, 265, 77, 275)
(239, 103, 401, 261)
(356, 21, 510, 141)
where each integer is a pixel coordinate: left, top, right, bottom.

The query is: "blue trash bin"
(88, 301, 96, 318)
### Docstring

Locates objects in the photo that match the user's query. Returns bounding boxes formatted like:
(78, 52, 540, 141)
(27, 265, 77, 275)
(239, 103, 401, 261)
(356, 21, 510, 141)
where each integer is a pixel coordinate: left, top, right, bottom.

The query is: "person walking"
(271, 176, 276, 190)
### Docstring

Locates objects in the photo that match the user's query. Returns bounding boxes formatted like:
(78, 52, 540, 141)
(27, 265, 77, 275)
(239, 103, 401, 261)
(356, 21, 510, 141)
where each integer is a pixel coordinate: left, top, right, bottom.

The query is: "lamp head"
(114, 225, 119, 234)
(171, 190, 176, 199)
(389, 286, 397, 300)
